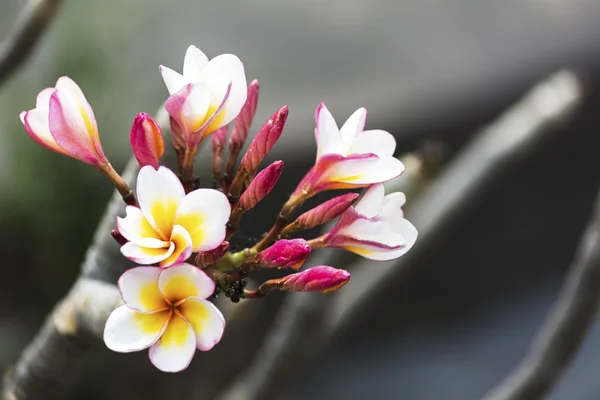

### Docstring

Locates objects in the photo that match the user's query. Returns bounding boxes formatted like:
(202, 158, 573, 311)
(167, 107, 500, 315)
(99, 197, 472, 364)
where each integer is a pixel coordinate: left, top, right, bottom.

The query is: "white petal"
(117, 206, 167, 248)
(148, 313, 196, 372)
(348, 129, 396, 156)
(158, 263, 215, 303)
(54, 76, 97, 130)
(137, 166, 185, 239)
(380, 192, 407, 220)
(337, 218, 405, 249)
(198, 54, 247, 126)
(354, 184, 385, 218)
(384, 218, 418, 259)
(315, 103, 344, 159)
(323, 154, 405, 186)
(117, 267, 167, 313)
(36, 88, 54, 108)
(120, 241, 174, 265)
(159, 225, 193, 267)
(339, 107, 366, 150)
(179, 297, 225, 351)
(174, 189, 230, 252)
(180, 83, 212, 133)
(183, 45, 209, 81)
(22, 108, 67, 154)
(160, 65, 189, 95)
(104, 305, 169, 353)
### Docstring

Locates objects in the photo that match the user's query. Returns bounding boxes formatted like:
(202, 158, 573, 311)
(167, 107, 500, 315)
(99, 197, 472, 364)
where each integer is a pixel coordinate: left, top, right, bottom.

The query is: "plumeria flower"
(20, 76, 108, 168)
(104, 264, 224, 372)
(117, 166, 230, 267)
(161, 45, 247, 147)
(296, 103, 405, 194)
(320, 184, 417, 260)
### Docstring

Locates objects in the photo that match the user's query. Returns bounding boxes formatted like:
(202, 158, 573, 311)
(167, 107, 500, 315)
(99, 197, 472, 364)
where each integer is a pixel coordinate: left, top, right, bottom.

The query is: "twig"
(329, 69, 583, 335)
(213, 70, 583, 400)
(0, 0, 64, 87)
(481, 190, 600, 399)
(2, 160, 139, 399)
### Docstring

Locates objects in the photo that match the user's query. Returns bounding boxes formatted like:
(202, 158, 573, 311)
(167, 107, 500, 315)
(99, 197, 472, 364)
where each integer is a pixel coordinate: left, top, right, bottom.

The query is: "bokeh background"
(2, 0, 600, 399)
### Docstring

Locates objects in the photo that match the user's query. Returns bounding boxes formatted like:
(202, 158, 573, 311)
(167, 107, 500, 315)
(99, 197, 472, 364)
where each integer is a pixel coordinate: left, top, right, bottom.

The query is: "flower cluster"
(20, 45, 417, 372)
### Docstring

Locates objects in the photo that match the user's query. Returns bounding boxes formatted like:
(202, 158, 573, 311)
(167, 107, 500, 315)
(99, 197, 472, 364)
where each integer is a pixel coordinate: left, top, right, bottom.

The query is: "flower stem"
(100, 164, 137, 206)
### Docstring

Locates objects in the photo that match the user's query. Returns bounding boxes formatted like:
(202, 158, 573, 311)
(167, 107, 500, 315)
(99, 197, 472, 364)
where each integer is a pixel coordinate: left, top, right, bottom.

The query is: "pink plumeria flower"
(117, 166, 230, 267)
(321, 184, 417, 260)
(104, 264, 224, 373)
(161, 45, 247, 146)
(297, 103, 404, 194)
(20, 76, 108, 168)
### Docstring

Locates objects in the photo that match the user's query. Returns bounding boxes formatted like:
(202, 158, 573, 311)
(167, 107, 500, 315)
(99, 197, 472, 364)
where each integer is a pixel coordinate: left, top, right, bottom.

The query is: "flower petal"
(148, 313, 196, 372)
(117, 206, 166, 248)
(165, 83, 212, 135)
(183, 45, 209, 81)
(104, 305, 169, 352)
(354, 184, 385, 218)
(174, 189, 230, 252)
(160, 65, 189, 95)
(179, 297, 225, 351)
(348, 129, 396, 157)
(120, 241, 174, 265)
(315, 103, 344, 159)
(380, 218, 418, 260)
(118, 267, 168, 313)
(317, 153, 405, 189)
(380, 192, 407, 220)
(21, 108, 69, 155)
(158, 263, 215, 302)
(159, 225, 193, 267)
(198, 54, 247, 127)
(335, 217, 405, 249)
(339, 107, 366, 150)
(137, 166, 185, 239)
(36, 88, 54, 108)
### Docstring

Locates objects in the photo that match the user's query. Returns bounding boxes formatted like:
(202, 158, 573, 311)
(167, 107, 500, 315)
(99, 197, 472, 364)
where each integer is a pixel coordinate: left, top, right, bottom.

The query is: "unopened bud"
(229, 80, 260, 154)
(238, 161, 284, 211)
(195, 241, 230, 267)
(255, 239, 311, 270)
(130, 112, 164, 169)
(282, 193, 359, 236)
(259, 265, 350, 294)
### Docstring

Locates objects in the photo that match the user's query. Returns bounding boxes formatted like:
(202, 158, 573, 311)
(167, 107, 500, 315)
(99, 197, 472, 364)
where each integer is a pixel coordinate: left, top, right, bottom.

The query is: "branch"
(482, 189, 600, 399)
(0, 0, 64, 87)
(329, 69, 583, 335)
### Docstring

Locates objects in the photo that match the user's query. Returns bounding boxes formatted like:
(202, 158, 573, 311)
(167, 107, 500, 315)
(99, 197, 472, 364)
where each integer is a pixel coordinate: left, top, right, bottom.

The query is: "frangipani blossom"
(104, 264, 224, 372)
(296, 103, 404, 194)
(162, 45, 247, 147)
(20, 76, 108, 168)
(117, 166, 230, 267)
(321, 184, 417, 260)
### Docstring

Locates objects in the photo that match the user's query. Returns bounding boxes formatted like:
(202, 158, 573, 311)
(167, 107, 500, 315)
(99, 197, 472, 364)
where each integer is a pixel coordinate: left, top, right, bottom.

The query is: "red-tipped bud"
(130, 112, 164, 169)
(238, 160, 284, 210)
(239, 106, 288, 174)
(195, 241, 230, 268)
(286, 193, 359, 235)
(212, 125, 228, 153)
(111, 230, 128, 246)
(256, 238, 311, 270)
(277, 266, 350, 293)
(230, 80, 260, 153)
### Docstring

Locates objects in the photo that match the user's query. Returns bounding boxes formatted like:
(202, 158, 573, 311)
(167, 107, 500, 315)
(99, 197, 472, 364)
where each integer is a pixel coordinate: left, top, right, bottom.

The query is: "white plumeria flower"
(322, 184, 417, 260)
(161, 45, 247, 146)
(117, 166, 230, 267)
(298, 103, 405, 194)
(104, 264, 225, 372)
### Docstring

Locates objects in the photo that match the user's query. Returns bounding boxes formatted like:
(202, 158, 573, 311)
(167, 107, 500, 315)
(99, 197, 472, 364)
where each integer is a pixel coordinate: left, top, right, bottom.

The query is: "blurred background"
(2, 0, 600, 399)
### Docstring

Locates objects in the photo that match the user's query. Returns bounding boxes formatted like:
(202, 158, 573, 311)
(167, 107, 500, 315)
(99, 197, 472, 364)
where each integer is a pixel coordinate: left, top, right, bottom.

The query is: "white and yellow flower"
(321, 184, 417, 260)
(117, 166, 230, 267)
(104, 263, 224, 372)
(161, 45, 247, 147)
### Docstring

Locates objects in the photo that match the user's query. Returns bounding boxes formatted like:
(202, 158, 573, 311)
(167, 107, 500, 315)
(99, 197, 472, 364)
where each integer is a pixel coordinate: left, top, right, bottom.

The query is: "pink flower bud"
(279, 266, 350, 293)
(239, 106, 288, 174)
(295, 193, 359, 230)
(229, 80, 259, 153)
(256, 239, 311, 270)
(130, 112, 164, 169)
(195, 241, 230, 267)
(238, 160, 284, 210)
(212, 125, 228, 153)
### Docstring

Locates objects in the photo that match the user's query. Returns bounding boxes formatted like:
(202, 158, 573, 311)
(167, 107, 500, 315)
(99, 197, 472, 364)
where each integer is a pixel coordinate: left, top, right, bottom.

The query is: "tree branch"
(0, 0, 64, 87)
(482, 188, 600, 399)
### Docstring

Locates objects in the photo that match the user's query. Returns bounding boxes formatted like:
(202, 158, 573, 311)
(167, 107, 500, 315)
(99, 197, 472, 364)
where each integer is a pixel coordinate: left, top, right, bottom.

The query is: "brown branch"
(482, 188, 600, 399)
(0, 0, 64, 87)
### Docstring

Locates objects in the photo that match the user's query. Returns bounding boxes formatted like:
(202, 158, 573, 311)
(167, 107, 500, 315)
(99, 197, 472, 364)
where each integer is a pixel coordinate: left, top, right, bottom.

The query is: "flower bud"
(212, 125, 228, 178)
(283, 193, 359, 236)
(229, 80, 260, 154)
(238, 161, 284, 210)
(130, 112, 164, 169)
(195, 241, 230, 267)
(276, 266, 350, 293)
(256, 239, 311, 270)
(239, 106, 288, 174)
